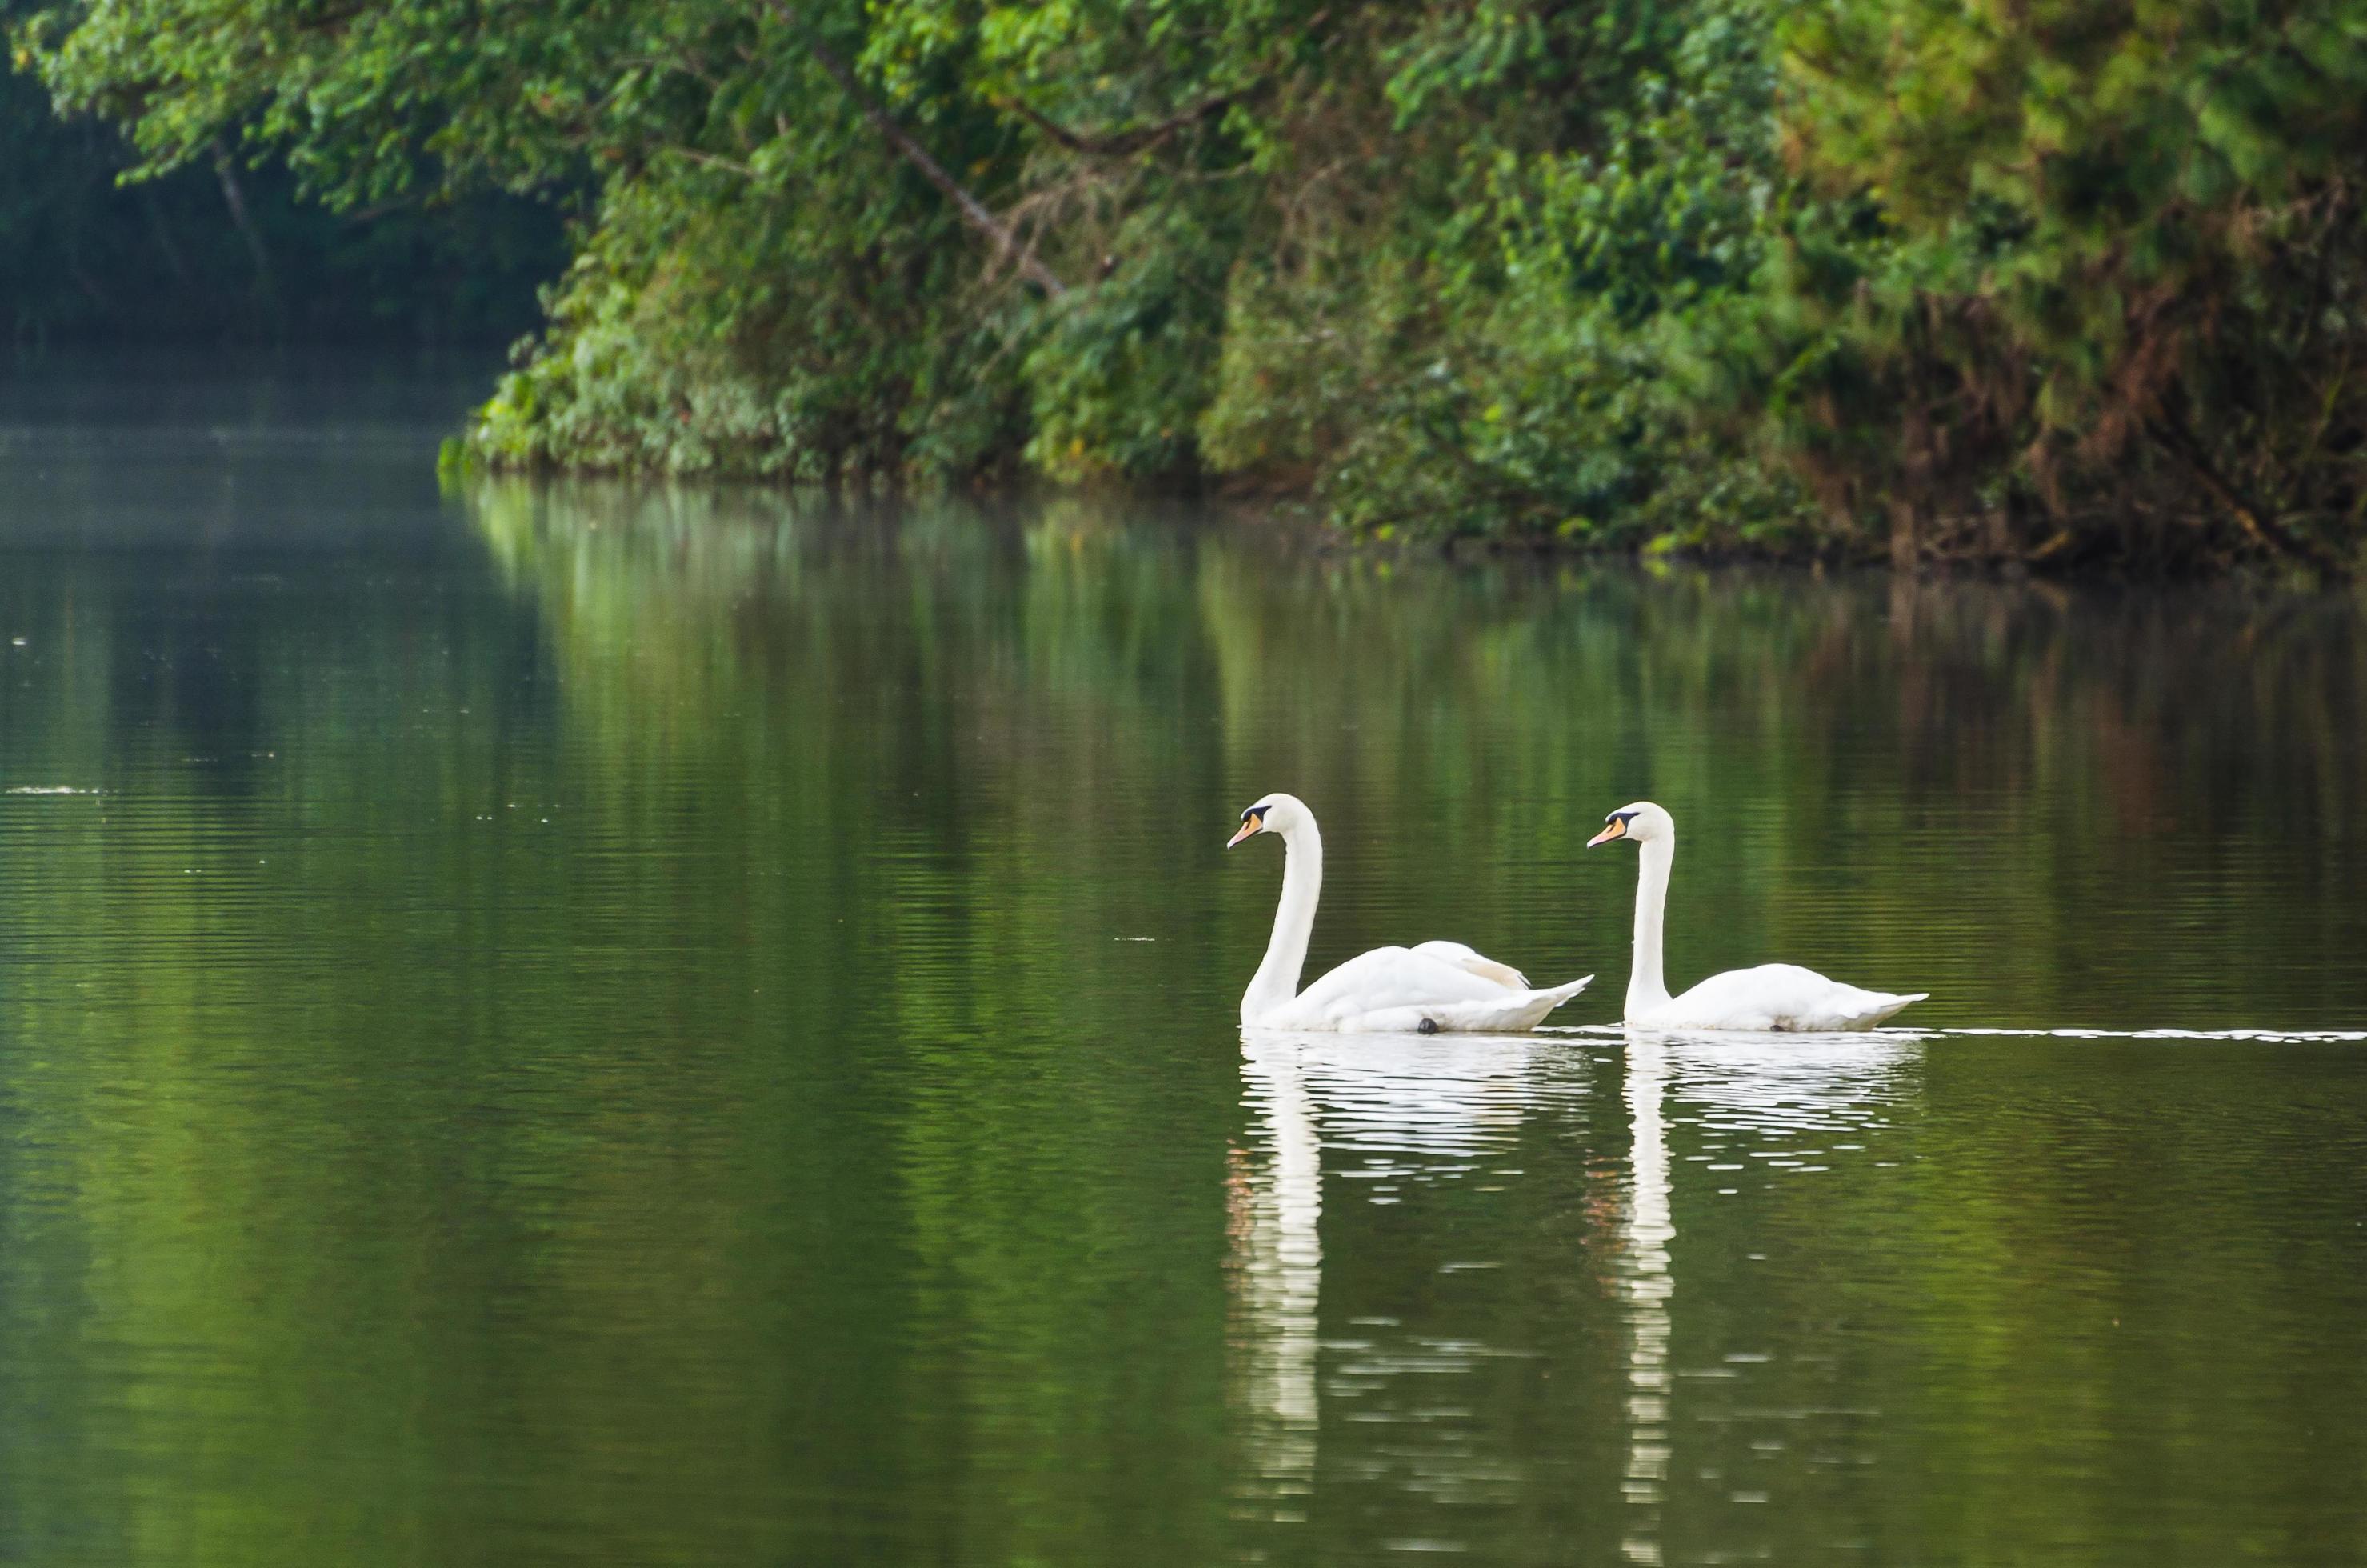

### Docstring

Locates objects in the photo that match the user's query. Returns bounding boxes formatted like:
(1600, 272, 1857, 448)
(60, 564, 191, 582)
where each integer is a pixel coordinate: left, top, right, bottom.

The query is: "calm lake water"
(2, 362, 2365, 1566)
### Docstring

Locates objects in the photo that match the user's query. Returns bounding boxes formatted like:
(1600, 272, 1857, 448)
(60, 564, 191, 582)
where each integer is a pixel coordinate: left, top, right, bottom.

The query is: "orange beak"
(1226, 818, 1262, 849)
(1586, 816, 1629, 848)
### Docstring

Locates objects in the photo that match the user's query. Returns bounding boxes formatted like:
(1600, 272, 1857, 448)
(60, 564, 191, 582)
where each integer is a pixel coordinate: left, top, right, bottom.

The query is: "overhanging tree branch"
(760, 1, 1067, 298)
(210, 138, 279, 312)
(996, 86, 1253, 158)
(2147, 410, 2354, 582)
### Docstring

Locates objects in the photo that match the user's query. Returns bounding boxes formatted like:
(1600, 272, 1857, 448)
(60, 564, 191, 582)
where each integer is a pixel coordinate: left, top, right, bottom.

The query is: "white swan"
(1229, 793, 1590, 1033)
(1589, 801, 1926, 1031)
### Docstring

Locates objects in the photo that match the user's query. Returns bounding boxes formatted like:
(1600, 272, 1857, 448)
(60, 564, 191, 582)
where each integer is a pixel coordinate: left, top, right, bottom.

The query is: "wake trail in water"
(1549, 1024, 2367, 1045)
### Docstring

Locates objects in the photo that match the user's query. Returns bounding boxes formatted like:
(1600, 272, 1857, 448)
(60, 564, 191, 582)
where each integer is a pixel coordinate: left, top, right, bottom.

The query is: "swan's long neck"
(1243, 819, 1322, 1025)
(1626, 835, 1675, 1018)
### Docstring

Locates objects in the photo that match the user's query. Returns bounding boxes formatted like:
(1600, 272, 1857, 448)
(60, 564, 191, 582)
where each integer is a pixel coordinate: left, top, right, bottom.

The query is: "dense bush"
(18, 0, 2367, 573)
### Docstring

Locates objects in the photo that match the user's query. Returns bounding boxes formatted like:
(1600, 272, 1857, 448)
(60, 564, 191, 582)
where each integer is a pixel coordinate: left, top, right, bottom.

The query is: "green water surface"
(2, 364, 2363, 1566)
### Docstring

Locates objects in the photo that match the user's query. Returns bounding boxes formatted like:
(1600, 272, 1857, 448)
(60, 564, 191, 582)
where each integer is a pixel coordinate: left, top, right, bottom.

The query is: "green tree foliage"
(1738, 0, 2367, 574)
(0, 15, 561, 345)
(18, 0, 2367, 571)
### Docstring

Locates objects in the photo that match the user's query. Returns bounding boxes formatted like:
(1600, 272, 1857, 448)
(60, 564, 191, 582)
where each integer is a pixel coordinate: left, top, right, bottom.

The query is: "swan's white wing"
(1409, 941, 1530, 990)
(1284, 947, 1504, 1020)
(1341, 974, 1590, 1035)
(1649, 964, 1925, 1032)
(1264, 947, 1589, 1034)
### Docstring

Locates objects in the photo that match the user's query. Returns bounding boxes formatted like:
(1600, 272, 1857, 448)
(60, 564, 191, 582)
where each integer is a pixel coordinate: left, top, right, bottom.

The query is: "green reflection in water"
(0, 458, 2363, 1566)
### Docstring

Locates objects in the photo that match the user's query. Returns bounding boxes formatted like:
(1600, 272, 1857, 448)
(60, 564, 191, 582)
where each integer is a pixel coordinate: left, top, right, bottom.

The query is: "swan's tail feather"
(1843, 990, 1928, 1029)
(1537, 975, 1593, 1008)
(1333, 975, 1592, 1035)
(1461, 973, 1592, 1034)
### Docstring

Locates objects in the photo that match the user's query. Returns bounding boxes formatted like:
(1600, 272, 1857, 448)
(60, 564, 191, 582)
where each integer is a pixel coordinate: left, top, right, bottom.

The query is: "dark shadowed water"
(2, 361, 2365, 1566)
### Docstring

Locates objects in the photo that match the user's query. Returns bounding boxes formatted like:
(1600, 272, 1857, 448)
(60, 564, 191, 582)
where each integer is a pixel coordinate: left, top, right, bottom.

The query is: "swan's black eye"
(1241, 804, 1269, 824)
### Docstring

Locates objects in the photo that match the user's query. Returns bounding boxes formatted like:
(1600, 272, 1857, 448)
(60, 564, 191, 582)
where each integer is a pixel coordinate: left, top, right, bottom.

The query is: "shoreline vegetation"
(13, 1, 2367, 578)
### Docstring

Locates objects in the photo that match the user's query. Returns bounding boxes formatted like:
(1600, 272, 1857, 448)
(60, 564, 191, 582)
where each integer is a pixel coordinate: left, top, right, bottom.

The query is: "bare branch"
(761, 1, 1068, 298)
(2148, 410, 2354, 582)
(210, 138, 278, 310)
(997, 86, 1253, 158)
(658, 144, 758, 178)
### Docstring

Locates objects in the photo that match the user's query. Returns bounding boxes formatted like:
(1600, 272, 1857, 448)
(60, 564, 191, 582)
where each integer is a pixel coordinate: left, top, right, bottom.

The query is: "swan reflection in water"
(1229, 1030, 1585, 1525)
(1609, 1026, 1925, 1565)
(1229, 1023, 1925, 1551)
(1619, 1037, 1675, 1565)
(1231, 1034, 1325, 1513)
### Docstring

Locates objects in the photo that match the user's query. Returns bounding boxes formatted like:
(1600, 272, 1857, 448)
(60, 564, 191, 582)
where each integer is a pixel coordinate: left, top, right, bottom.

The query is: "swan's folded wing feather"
(1293, 947, 1505, 1020)
(1337, 974, 1592, 1034)
(1277, 947, 1587, 1034)
(1410, 940, 1529, 990)
(1658, 964, 1925, 1031)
